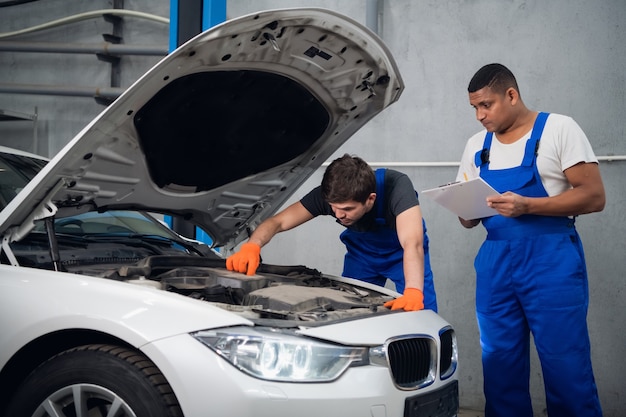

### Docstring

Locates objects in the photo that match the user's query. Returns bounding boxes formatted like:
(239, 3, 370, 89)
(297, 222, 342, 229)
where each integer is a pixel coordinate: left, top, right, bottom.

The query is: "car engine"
(7, 229, 394, 324)
(117, 256, 393, 323)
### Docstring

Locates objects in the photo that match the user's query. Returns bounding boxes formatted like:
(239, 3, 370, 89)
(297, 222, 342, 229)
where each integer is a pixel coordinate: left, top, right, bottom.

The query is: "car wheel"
(6, 344, 183, 417)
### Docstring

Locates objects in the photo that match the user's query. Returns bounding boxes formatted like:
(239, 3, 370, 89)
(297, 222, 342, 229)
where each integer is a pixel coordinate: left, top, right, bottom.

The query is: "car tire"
(5, 344, 183, 417)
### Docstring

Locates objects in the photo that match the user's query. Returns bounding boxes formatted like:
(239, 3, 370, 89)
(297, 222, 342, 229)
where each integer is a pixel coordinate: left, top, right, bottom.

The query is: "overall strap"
(375, 168, 386, 226)
(474, 133, 493, 168)
(474, 112, 550, 168)
(521, 112, 550, 166)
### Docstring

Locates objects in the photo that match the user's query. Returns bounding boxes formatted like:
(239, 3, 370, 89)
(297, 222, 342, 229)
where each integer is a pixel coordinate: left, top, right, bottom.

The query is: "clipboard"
(421, 177, 501, 220)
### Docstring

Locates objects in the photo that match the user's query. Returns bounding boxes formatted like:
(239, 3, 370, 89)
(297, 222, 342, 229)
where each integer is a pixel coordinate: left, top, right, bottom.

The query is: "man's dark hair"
(322, 154, 375, 204)
(468, 63, 519, 95)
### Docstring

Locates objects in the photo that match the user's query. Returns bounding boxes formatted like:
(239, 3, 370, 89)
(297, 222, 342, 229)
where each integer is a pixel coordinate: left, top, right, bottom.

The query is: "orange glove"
(226, 242, 261, 276)
(384, 288, 424, 311)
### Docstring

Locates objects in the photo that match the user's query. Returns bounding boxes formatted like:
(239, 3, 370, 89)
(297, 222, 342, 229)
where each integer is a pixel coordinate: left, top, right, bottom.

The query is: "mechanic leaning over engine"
(226, 153, 437, 312)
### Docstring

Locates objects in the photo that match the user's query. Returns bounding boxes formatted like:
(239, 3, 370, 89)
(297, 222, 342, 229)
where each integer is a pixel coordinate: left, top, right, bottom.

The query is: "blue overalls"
(474, 113, 602, 416)
(339, 168, 437, 311)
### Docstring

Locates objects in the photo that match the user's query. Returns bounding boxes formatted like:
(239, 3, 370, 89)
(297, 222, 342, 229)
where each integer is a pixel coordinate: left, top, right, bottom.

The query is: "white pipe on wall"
(323, 156, 626, 168)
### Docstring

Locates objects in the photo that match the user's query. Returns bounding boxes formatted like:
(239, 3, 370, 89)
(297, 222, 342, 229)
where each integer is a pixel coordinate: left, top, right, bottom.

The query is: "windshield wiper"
(81, 233, 206, 256)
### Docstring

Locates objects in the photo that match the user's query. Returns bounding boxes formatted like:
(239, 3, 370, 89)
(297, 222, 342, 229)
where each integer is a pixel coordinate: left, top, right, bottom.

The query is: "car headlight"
(192, 326, 368, 382)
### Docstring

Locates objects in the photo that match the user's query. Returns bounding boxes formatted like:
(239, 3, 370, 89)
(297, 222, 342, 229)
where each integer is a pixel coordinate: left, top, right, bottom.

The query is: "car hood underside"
(0, 8, 403, 252)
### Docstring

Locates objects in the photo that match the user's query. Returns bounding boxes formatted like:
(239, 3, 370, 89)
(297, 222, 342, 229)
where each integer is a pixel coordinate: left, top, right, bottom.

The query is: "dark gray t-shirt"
(300, 169, 419, 232)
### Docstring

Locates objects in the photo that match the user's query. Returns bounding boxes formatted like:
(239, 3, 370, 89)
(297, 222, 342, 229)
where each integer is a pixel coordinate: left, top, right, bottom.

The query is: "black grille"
(439, 328, 455, 379)
(387, 337, 433, 389)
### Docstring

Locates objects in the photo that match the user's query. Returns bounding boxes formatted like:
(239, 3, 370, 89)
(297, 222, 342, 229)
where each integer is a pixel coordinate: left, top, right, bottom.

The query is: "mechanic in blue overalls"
(457, 63, 604, 416)
(227, 153, 437, 312)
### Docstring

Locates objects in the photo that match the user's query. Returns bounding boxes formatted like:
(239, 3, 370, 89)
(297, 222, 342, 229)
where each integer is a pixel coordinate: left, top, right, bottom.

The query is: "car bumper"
(143, 333, 458, 417)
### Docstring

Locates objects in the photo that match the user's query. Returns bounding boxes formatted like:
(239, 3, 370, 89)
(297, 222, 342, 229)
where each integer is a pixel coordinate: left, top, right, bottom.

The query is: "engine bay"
(5, 225, 394, 325)
(115, 256, 393, 324)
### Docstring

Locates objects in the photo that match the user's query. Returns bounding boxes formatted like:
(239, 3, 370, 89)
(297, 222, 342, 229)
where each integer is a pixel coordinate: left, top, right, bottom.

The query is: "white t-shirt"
(456, 113, 598, 197)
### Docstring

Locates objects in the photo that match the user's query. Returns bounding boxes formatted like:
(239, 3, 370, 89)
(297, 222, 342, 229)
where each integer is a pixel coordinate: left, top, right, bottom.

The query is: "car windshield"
(0, 151, 48, 210)
(7, 210, 220, 271)
(39, 210, 177, 237)
(0, 149, 218, 268)
(28, 210, 208, 256)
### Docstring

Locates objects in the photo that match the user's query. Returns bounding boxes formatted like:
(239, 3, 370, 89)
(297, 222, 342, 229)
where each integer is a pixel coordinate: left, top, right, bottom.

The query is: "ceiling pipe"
(0, 41, 168, 56)
(0, 83, 124, 99)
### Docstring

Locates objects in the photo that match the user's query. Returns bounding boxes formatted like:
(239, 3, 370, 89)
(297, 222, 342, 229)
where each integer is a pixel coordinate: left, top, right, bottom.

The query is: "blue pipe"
(166, 0, 226, 246)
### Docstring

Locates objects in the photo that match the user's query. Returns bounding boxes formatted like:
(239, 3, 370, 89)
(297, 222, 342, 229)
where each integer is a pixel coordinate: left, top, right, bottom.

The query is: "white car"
(0, 8, 458, 417)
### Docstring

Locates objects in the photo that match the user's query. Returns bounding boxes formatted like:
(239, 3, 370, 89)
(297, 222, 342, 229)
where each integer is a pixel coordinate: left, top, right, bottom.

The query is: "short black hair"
(468, 63, 519, 95)
(321, 154, 375, 204)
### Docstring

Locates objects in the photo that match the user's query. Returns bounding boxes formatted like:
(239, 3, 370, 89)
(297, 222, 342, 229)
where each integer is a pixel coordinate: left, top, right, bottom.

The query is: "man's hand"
(384, 288, 424, 311)
(459, 217, 481, 228)
(487, 192, 528, 217)
(226, 242, 261, 276)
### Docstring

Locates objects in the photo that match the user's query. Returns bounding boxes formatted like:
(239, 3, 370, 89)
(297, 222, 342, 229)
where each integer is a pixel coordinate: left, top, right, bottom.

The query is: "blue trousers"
(474, 232, 602, 417)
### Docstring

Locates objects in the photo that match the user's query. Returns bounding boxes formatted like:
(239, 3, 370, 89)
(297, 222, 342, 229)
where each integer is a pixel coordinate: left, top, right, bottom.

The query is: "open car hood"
(0, 8, 403, 250)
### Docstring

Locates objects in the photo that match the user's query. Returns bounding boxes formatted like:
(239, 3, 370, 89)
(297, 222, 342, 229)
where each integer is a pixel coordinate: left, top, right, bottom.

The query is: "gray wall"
(0, 1, 624, 415)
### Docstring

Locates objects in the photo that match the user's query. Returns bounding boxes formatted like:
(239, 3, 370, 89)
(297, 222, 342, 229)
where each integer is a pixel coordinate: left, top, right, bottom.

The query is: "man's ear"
(366, 193, 377, 207)
(506, 87, 519, 105)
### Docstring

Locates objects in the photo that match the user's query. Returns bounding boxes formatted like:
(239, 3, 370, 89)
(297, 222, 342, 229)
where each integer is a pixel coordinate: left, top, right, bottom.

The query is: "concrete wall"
(0, 1, 624, 415)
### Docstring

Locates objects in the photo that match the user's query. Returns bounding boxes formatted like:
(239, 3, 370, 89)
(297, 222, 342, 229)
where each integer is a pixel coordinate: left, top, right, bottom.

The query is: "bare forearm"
(488, 185, 605, 218)
(403, 245, 424, 291)
(247, 219, 283, 248)
(523, 185, 605, 216)
(246, 201, 315, 248)
(486, 162, 606, 218)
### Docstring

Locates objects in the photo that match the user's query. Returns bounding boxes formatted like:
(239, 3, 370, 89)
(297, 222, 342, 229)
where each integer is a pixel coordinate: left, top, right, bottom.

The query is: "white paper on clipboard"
(421, 177, 501, 220)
